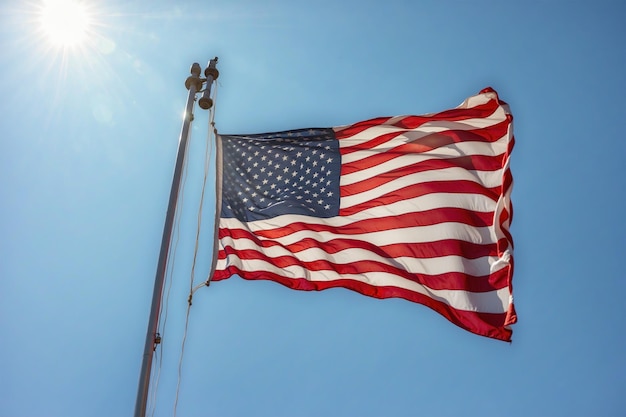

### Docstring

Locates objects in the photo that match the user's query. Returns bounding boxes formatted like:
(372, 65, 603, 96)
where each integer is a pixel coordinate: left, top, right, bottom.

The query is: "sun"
(38, 0, 92, 47)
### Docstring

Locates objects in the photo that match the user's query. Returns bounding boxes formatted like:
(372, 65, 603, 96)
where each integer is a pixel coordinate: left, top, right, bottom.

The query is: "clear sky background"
(1, 1, 625, 416)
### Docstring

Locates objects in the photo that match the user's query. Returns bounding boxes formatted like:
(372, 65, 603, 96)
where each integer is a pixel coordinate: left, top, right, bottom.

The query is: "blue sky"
(1, 1, 625, 416)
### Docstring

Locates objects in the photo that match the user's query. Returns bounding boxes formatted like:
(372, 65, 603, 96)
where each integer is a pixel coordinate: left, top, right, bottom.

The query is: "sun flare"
(39, 0, 92, 47)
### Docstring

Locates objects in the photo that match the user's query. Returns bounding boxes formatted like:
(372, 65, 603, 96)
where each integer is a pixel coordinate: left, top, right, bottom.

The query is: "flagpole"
(134, 59, 218, 417)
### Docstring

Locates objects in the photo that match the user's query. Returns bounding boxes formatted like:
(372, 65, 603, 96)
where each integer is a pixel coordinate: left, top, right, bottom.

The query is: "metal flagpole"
(134, 58, 219, 417)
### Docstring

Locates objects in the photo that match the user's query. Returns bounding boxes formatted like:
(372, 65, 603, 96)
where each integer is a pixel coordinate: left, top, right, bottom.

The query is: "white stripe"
(214, 256, 510, 314)
(218, 235, 507, 277)
(457, 90, 498, 109)
(332, 93, 504, 137)
(340, 179, 495, 211)
(341, 164, 504, 198)
(340, 170, 503, 210)
(340, 131, 510, 166)
(220, 217, 495, 246)
(336, 106, 507, 149)
(219, 193, 497, 230)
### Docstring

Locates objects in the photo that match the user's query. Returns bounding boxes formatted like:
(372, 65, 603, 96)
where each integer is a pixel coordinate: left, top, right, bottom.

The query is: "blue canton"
(220, 128, 340, 222)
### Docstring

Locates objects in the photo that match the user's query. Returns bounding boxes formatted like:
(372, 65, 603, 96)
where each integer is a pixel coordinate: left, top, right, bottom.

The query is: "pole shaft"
(134, 66, 202, 417)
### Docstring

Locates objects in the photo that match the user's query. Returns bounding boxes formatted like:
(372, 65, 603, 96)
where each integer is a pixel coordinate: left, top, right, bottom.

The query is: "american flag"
(212, 87, 516, 341)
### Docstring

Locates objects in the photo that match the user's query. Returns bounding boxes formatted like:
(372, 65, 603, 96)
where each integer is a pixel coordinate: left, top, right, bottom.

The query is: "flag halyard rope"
(173, 85, 218, 417)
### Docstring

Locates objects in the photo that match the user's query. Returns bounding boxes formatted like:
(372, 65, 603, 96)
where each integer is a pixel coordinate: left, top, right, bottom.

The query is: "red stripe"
(341, 145, 505, 177)
(212, 267, 512, 342)
(341, 154, 505, 192)
(333, 99, 501, 139)
(340, 119, 512, 157)
(225, 208, 494, 240)
(340, 180, 500, 216)
(391, 100, 500, 129)
(217, 245, 509, 292)
(333, 116, 394, 140)
(340, 130, 406, 157)
(220, 227, 498, 260)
